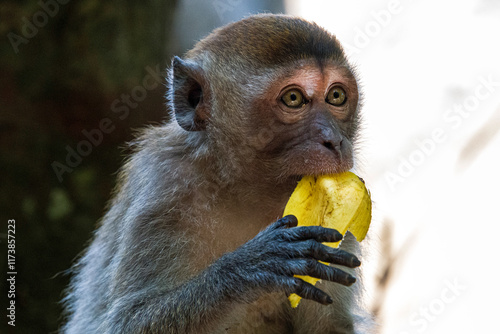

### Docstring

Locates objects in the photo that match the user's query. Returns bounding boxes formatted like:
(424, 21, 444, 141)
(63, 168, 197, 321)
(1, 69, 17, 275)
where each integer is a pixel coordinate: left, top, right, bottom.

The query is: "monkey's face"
(250, 60, 360, 178)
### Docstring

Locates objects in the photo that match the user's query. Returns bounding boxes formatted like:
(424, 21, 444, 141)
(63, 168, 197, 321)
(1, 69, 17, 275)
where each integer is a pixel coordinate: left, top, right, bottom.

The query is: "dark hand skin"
(218, 215, 361, 305)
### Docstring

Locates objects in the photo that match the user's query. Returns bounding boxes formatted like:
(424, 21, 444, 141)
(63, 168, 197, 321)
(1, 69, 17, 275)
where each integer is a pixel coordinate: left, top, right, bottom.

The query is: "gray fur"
(62, 14, 374, 333)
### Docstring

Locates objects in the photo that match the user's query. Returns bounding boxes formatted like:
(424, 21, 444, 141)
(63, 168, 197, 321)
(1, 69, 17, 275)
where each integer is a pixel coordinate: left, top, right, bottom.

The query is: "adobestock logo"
(399, 278, 466, 334)
(213, 0, 243, 21)
(7, 0, 70, 54)
(385, 74, 499, 191)
(51, 64, 164, 183)
(343, 0, 403, 54)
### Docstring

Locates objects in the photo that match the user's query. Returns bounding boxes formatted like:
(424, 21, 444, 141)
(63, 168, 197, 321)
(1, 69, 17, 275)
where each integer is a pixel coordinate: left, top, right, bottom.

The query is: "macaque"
(63, 14, 373, 334)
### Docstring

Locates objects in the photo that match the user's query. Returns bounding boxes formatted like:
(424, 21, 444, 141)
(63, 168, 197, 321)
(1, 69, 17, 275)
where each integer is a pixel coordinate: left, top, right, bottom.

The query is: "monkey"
(62, 14, 374, 334)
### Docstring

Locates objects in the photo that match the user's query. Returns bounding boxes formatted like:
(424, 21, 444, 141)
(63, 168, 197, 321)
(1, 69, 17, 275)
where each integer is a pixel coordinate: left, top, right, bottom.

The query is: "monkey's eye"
(326, 86, 347, 106)
(281, 89, 306, 108)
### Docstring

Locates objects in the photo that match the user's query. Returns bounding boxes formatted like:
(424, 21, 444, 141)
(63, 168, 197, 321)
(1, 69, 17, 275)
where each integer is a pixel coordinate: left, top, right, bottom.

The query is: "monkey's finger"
(288, 259, 356, 286)
(281, 226, 343, 243)
(288, 277, 333, 305)
(288, 240, 361, 268)
(320, 248, 361, 268)
(268, 215, 298, 230)
(277, 242, 359, 268)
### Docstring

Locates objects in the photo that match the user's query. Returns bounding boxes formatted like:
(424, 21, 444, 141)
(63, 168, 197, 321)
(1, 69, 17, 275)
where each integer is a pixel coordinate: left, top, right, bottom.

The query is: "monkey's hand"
(215, 215, 360, 306)
(101, 216, 360, 332)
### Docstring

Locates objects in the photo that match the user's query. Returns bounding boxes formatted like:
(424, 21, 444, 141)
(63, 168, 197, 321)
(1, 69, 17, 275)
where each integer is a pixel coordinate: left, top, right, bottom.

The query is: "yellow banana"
(283, 171, 372, 308)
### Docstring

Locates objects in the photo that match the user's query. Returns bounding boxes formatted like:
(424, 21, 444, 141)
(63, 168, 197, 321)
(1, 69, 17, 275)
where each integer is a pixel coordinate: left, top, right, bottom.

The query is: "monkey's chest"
(223, 293, 292, 334)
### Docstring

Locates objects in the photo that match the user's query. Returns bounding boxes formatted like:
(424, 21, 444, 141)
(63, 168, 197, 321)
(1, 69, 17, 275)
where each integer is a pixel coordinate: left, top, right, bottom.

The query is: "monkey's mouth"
(287, 143, 353, 177)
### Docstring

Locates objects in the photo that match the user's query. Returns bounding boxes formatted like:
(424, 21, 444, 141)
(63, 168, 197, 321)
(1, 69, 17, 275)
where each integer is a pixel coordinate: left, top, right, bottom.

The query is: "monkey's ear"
(171, 56, 210, 131)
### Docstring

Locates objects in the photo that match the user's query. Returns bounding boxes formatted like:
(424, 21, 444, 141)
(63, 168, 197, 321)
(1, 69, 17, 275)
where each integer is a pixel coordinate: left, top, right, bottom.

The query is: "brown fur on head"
(167, 14, 361, 187)
(188, 14, 347, 68)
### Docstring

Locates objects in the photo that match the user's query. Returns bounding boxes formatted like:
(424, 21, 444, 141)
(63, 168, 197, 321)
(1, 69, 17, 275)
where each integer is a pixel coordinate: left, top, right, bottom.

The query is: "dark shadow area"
(0, 1, 284, 332)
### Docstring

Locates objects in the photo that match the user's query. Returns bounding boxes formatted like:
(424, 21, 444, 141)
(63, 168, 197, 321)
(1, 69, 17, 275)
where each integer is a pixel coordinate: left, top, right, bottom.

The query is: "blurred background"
(1, 0, 499, 333)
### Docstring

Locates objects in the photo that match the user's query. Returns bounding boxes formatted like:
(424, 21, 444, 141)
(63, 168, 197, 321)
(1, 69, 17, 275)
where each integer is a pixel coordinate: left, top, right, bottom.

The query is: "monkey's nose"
(323, 138, 343, 156)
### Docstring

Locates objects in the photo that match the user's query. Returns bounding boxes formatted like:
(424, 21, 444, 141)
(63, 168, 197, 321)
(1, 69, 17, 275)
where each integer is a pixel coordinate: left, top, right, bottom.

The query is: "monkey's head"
(168, 14, 361, 184)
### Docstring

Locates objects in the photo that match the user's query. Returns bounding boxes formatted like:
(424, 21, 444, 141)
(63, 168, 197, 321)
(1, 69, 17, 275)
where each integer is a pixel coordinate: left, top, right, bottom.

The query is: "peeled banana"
(283, 171, 372, 308)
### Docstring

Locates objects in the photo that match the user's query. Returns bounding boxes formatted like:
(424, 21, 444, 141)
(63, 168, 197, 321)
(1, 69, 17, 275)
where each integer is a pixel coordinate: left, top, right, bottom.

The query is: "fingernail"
(352, 258, 361, 267)
(326, 295, 333, 304)
(285, 215, 298, 225)
(347, 275, 356, 285)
